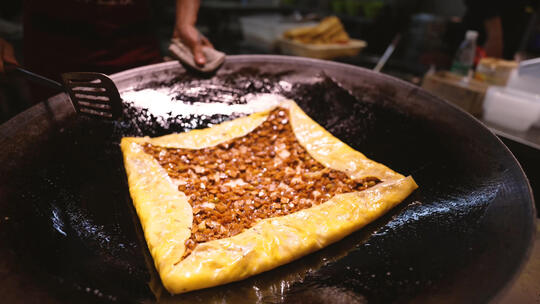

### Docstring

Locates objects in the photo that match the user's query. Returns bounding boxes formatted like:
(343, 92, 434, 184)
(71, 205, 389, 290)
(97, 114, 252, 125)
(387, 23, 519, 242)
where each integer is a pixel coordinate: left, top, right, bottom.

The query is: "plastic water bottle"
(451, 30, 478, 76)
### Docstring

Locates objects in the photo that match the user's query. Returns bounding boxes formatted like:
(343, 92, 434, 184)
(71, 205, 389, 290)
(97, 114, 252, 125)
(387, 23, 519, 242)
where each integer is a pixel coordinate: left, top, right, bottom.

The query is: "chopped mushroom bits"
(143, 108, 379, 258)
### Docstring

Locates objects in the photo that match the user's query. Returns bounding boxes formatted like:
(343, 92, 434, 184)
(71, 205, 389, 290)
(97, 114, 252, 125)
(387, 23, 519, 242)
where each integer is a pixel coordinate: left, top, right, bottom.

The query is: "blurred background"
(1, 0, 539, 122)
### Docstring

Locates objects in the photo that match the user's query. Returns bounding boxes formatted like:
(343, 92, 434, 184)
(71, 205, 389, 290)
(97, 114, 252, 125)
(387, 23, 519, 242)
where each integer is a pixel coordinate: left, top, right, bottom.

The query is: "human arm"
(483, 16, 503, 58)
(173, 0, 213, 66)
(0, 37, 19, 73)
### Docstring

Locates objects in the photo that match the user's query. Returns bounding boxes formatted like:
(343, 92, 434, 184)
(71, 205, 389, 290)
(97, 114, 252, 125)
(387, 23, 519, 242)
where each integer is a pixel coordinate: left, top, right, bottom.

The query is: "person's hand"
(0, 38, 19, 73)
(174, 24, 213, 66)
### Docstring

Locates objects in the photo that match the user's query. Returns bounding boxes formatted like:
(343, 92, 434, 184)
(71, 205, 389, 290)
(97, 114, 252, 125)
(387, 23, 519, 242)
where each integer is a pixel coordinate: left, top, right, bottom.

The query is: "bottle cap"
(466, 30, 478, 40)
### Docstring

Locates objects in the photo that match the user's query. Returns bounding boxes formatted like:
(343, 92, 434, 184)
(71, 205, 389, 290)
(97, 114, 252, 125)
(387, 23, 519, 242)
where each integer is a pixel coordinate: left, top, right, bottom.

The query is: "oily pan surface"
(0, 57, 534, 303)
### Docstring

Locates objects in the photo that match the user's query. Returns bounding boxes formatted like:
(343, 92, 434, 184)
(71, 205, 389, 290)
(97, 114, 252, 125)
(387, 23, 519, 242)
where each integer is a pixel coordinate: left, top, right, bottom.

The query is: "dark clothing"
(463, 0, 538, 59)
(23, 0, 161, 81)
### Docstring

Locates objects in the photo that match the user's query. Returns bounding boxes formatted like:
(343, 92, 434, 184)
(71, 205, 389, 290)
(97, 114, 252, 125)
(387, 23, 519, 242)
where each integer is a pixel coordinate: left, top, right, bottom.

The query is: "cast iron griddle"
(0, 56, 535, 303)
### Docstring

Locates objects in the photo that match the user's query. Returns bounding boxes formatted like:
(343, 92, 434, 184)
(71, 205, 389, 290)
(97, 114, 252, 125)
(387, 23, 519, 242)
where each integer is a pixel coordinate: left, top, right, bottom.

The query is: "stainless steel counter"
(496, 220, 540, 303)
(482, 119, 540, 152)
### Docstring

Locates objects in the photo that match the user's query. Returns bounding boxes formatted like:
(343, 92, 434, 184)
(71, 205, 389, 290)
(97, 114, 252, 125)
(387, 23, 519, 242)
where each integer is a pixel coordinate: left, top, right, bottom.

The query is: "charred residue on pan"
(133, 67, 294, 103)
(120, 67, 295, 138)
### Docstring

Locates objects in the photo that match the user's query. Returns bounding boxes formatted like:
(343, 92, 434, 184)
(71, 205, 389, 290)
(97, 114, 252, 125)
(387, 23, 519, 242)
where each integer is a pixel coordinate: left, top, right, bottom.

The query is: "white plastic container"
(483, 86, 540, 132)
(506, 69, 540, 96)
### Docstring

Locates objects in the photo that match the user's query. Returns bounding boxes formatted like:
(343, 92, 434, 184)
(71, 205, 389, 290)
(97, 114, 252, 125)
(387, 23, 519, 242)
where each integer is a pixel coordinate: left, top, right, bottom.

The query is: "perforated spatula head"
(61, 72, 123, 120)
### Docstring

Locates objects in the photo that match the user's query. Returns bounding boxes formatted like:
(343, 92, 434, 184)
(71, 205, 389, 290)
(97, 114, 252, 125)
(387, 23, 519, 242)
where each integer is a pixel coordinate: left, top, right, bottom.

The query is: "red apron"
(24, 0, 162, 82)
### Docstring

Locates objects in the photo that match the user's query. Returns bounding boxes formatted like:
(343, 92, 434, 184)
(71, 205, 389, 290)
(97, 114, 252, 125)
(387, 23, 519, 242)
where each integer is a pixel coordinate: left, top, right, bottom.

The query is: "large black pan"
(0, 56, 535, 303)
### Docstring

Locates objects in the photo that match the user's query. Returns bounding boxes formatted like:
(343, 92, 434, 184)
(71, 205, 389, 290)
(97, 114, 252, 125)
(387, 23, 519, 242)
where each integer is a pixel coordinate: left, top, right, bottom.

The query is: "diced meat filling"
(143, 108, 379, 258)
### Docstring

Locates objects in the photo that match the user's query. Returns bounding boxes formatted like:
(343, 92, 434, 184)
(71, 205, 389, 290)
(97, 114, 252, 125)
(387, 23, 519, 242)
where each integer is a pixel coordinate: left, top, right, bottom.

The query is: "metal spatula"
(8, 66, 123, 120)
(61, 72, 123, 120)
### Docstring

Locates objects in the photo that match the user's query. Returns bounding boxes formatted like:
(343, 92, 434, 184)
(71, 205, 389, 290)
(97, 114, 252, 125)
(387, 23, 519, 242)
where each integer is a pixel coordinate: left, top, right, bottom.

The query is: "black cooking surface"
(0, 58, 534, 303)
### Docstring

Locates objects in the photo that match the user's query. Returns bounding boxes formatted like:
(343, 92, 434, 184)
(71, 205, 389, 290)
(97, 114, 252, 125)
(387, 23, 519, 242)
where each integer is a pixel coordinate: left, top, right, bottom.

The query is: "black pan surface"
(0, 56, 535, 303)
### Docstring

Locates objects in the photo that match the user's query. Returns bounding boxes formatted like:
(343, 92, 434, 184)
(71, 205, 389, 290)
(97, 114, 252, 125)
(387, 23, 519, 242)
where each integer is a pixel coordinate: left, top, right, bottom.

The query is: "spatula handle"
(6, 64, 63, 91)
